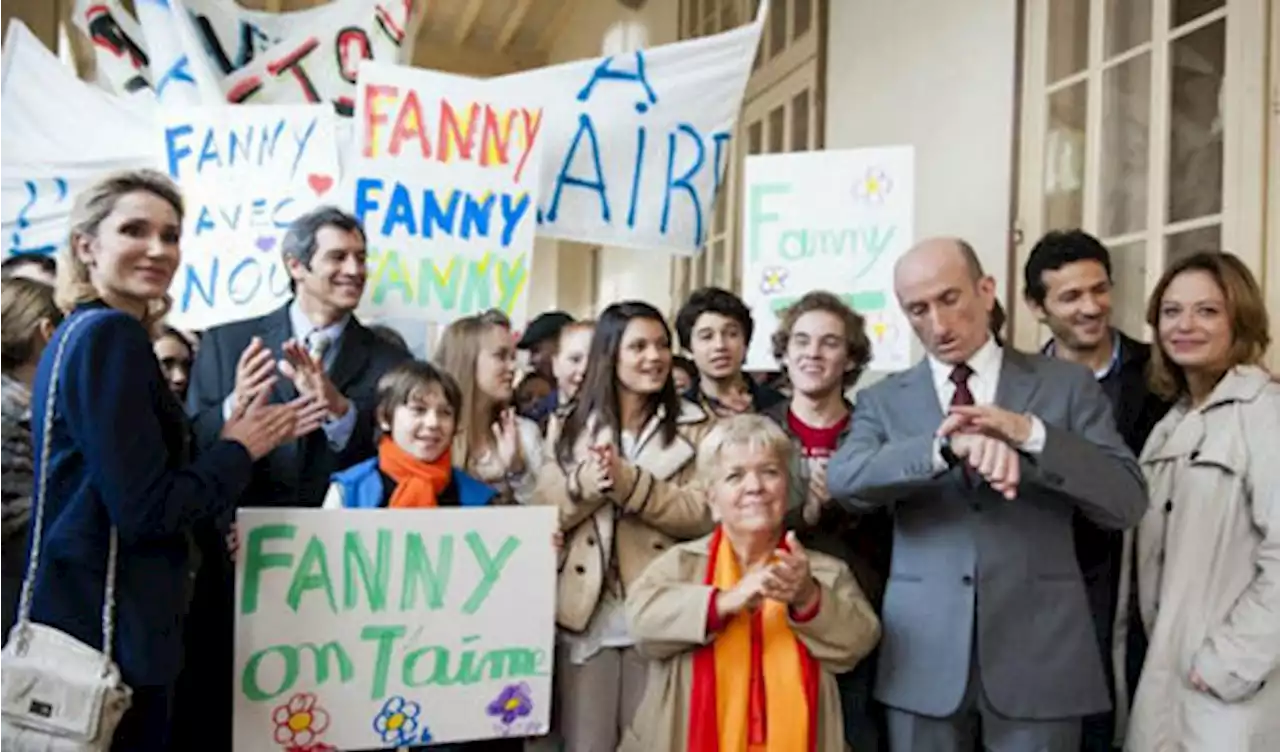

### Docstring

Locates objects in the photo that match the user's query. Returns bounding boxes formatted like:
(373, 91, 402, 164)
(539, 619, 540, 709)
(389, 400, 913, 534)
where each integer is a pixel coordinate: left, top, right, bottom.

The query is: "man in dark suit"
(176, 206, 410, 749)
(1023, 230, 1171, 751)
(828, 238, 1147, 751)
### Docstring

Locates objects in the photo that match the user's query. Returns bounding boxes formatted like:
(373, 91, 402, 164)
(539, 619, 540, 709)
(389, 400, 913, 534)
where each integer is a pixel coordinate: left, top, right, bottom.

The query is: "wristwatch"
(938, 435, 960, 467)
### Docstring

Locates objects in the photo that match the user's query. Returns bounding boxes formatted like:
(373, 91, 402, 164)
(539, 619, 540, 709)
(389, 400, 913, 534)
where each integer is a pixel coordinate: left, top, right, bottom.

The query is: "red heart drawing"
(308, 174, 334, 196)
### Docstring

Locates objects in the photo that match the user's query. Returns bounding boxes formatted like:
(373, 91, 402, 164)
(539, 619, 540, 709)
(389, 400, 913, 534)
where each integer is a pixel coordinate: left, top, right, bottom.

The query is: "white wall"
(825, 0, 1019, 302)
(531, 0, 681, 316)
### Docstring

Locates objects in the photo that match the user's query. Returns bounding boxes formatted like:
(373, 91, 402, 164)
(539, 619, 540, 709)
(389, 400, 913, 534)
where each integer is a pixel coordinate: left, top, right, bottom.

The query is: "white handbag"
(1, 311, 133, 750)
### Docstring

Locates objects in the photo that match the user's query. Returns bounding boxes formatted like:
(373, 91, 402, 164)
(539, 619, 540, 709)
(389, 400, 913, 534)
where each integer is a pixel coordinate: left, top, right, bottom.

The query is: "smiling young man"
(675, 286, 784, 415)
(1023, 229, 1171, 752)
(762, 291, 891, 752)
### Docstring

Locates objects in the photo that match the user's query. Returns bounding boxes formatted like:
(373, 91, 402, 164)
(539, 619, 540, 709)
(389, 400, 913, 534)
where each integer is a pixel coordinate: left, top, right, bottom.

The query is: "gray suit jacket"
(828, 349, 1146, 721)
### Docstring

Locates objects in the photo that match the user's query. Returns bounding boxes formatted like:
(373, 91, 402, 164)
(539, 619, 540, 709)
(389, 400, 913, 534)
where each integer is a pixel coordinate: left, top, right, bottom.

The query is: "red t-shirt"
(787, 409, 850, 458)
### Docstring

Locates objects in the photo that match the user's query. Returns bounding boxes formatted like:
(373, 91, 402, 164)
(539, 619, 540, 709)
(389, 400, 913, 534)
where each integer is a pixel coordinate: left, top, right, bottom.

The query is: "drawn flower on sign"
(760, 266, 788, 295)
(487, 682, 535, 725)
(372, 696, 422, 745)
(854, 167, 893, 204)
(271, 692, 331, 749)
(418, 726, 434, 744)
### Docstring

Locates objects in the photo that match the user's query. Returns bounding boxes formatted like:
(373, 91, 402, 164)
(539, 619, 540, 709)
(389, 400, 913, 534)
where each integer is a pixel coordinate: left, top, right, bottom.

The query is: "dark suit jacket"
(186, 302, 411, 515)
(27, 303, 253, 687)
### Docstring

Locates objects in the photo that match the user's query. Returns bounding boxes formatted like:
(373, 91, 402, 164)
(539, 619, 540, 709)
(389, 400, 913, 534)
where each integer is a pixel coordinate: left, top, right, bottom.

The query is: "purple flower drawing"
(486, 682, 534, 725)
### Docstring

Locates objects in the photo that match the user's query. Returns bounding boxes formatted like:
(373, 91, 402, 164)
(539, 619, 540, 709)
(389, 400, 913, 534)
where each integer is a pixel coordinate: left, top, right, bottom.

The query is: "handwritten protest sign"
(159, 105, 341, 330)
(742, 147, 915, 372)
(493, 1, 766, 255)
(74, 0, 421, 113)
(233, 507, 557, 750)
(351, 62, 544, 325)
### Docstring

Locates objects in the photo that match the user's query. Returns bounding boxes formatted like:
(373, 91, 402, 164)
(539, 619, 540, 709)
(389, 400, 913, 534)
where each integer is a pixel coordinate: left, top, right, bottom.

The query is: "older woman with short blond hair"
(621, 414, 880, 751)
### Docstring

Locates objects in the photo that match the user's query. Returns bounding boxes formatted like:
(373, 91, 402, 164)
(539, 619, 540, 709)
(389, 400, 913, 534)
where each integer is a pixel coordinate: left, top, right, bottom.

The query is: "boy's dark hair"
(674, 286, 754, 351)
(1023, 230, 1113, 306)
(671, 355, 697, 381)
(374, 360, 463, 441)
(1, 253, 57, 279)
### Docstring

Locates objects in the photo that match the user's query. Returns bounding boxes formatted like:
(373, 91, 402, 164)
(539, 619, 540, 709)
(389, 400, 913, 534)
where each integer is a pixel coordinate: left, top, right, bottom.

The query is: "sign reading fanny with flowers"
(739, 146, 916, 372)
(232, 507, 558, 750)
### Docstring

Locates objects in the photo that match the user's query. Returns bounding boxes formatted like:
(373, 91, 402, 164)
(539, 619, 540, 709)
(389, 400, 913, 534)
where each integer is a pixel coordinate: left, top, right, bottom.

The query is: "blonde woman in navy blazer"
(25, 170, 315, 751)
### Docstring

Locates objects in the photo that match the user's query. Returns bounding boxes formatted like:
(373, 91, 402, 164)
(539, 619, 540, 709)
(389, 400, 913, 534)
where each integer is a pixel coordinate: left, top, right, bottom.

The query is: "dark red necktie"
(949, 363, 975, 406)
(948, 364, 977, 484)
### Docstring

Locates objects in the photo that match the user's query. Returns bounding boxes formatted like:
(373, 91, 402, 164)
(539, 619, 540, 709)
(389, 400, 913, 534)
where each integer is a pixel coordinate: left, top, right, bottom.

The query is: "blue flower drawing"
(486, 682, 534, 725)
(371, 696, 422, 745)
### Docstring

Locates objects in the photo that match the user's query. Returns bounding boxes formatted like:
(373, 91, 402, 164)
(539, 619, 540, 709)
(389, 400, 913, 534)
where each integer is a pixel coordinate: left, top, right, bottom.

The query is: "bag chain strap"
(13, 310, 119, 672)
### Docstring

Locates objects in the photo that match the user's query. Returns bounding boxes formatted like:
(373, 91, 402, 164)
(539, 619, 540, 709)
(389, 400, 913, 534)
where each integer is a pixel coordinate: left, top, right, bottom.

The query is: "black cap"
(517, 311, 575, 349)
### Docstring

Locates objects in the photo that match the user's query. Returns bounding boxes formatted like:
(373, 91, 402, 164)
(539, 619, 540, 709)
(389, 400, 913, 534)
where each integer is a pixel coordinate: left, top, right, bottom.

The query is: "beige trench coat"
(618, 534, 881, 752)
(535, 400, 716, 631)
(1113, 366, 1280, 750)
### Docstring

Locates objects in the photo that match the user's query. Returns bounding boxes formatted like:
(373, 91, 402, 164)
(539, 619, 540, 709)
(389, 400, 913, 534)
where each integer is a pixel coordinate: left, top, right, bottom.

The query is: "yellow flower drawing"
(855, 167, 893, 204)
(272, 692, 330, 748)
(760, 266, 788, 295)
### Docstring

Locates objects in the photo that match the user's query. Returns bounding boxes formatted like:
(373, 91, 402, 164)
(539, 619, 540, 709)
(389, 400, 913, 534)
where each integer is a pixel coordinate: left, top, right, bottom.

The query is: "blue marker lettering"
(661, 123, 707, 246)
(546, 114, 608, 224)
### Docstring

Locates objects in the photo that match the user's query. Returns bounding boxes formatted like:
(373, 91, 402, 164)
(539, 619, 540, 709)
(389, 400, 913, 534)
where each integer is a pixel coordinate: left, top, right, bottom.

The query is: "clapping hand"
(278, 339, 349, 420)
(492, 408, 525, 475)
(763, 532, 820, 611)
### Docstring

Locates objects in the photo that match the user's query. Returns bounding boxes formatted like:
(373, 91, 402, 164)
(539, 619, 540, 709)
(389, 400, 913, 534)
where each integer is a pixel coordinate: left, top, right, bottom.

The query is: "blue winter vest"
(330, 457, 497, 509)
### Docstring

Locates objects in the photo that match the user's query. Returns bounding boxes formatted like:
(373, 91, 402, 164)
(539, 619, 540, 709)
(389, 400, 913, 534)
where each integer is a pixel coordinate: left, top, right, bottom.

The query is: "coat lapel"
(898, 360, 944, 436)
(328, 320, 373, 392)
(260, 304, 297, 403)
(995, 349, 1041, 416)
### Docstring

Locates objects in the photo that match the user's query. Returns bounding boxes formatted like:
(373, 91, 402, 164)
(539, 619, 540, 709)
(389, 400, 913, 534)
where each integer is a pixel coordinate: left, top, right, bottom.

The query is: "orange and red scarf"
(378, 437, 452, 508)
(688, 526, 820, 751)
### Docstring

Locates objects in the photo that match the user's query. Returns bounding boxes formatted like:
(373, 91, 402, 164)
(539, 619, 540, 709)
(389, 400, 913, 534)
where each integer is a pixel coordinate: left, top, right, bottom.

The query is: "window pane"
(1044, 81, 1088, 230)
(1165, 224, 1220, 267)
(1172, 0, 1225, 29)
(1109, 240, 1149, 338)
(748, 120, 763, 155)
(768, 105, 785, 153)
(1105, 0, 1151, 57)
(794, 0, 812, 39)
(770, 0, 788, 57)
(1047, 0, 1090, 82)
(1167, 20, 1224, 223)
(790, 89, 810, 152)
(1100, 53, 1151, 236)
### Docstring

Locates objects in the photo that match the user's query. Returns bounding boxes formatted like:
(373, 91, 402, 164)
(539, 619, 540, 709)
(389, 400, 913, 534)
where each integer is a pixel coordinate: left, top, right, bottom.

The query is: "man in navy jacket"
(178, 206, 410, 749)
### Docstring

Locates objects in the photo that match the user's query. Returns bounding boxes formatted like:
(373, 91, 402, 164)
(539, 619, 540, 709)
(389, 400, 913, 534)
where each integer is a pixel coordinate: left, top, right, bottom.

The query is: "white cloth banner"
(493, 4, 765, 255)
(2, 20, 154, 258)
(233, 507, 557, 750)
(158, 105, 343, 330)
(350, 61, 544, 326)
(741, 147, 916, 372)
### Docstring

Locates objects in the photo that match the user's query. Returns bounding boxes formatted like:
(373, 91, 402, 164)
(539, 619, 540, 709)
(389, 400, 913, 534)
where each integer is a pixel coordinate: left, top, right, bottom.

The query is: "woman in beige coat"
(621, 414, 879, 751)
(535, 301, 716, 752)
(1113, 252, 1279, 750)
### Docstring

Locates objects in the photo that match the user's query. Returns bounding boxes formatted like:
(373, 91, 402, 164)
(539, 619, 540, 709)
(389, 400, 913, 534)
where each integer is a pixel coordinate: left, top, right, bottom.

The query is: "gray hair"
(695, 413, 794, 484)
(281, 206, 365, 268)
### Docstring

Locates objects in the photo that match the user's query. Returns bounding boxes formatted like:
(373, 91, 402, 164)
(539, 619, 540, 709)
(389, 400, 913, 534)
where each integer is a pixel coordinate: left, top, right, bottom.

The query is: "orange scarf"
(378, 437, 452, 508)
(688, 526, 819, 752)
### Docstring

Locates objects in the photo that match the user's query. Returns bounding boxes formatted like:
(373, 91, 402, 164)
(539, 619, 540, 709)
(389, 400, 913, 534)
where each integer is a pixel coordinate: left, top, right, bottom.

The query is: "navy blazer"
(187, 303, 411, 515)
(26, 303, 253, 687)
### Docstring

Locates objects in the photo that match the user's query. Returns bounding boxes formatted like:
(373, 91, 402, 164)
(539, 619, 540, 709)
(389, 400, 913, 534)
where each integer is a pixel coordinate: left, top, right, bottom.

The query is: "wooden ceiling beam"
(538, 0, 579, 52)
(454, 0, 484, 44)
(495, 0, 533, 51)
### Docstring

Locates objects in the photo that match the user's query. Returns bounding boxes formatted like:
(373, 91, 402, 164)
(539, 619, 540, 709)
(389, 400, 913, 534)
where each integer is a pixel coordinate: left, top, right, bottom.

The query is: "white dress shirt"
(929, 336, 1046, 469)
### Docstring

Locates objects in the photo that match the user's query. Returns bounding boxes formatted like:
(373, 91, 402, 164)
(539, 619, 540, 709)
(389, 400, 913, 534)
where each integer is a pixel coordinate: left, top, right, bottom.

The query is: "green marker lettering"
(461, 532, 519, 615)
(240, 523, 296, 615)
(343, 528, 391, 612)
(400, 533, 454, 610)
(361, 624, 407, 700)
(286, 535, 337, 613)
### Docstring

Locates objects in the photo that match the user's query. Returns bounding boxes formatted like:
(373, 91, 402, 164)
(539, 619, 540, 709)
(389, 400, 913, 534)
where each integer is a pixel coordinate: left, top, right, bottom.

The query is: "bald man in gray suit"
(828, 239, 1147, 751)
